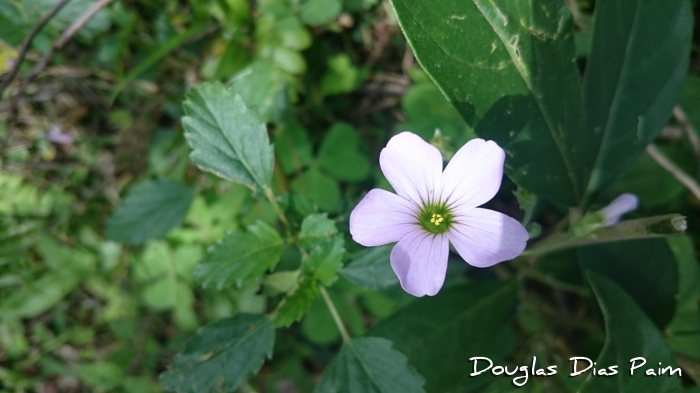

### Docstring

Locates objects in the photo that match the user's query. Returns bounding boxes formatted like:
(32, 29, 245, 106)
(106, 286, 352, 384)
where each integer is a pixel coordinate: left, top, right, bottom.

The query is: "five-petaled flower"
(349, 132, 529, 297)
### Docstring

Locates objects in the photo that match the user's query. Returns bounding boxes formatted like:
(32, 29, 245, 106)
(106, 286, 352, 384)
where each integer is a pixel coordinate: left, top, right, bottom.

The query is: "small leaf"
(106, 179, 194, 244)
(298, 213, 338, 253)
(303, 236, 345, 285)
(341, 245, 399, 289)
(194, 222, 284, 289)
(319, 54, 361, 96)
(230, 60, 289, 123)
(582, 272, 682, 393)
(314, 337, 425, 393)
(291, 168, 341, 212)
(275, 120, 313, 175)
(160, 314, 275, 393)
(300, 0, 342, 26)
(275, 279, 319, 327)
(317, 123, 370, 182)
(183, 81, 274, 190)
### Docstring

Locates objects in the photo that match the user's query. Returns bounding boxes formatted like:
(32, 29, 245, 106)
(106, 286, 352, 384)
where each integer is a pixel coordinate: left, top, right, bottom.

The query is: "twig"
(673, 106, 700, 156)
(25, 0, 113, 80)
(319, 286, 351, 342)
(647, 143, 700, 200)
(0, 0, 72, 97)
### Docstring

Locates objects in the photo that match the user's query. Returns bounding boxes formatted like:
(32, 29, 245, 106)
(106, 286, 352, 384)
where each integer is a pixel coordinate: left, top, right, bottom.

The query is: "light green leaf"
(314, 337, 425, 393)
(291, 168, 341, 212)
(320, 54, 361, 96)
(578, 238, 678, 328)
(341, 245, 398, 289)
(370, 282, 517, 392)
(133, 241, 172, 282)
(230, 60, 289, 123)
(160, 314, 275, 393)
(173, 245, 204, 283)
(142, 275, 178, 310)
(183, 81, 274, 190)
(582, 272, 682, 393)
(303, 236, 345, 285)
(300, 0, 342, 26)
(581, 0, 692, 201)
(390, 0, 585, 206)
(666, 236, 700, 359)
(106, 179, 194, 244)
(193, 222, 284, 289)
(78, 362, 124, 391)
(0, 273, 79, 319)
(298, 213, 338, 253)
(317, 123, 371, 182)
(275, 279, 319, 327)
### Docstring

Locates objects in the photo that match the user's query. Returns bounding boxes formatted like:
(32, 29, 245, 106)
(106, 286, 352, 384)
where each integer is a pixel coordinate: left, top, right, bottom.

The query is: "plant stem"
(263, 185, 291, 231)
(319, 286, 351, 343)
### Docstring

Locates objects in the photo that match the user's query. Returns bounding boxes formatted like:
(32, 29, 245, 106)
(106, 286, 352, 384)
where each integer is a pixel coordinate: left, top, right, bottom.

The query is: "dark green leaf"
(314, 337, 425, 393)
(298, 213, 338, 253)
(582, 272, 682, 393)
(291, 168, 341, 212)
(275, 279, 319, 327)
(183, 81, 274, 191)
(193, 222, 284, 289)
(303, 236, 345, 285)
(370, 282, 517, 392)
(578, 238, 678, 328)
(317, 123, 371, 182)
(106, 179, 194, 244)
(390, 0, 585, 206)
(581, 0, 692, 201)
(341, 245, 399, 289)
(275, 120, 314, 175)
(160, 314, 275, 393)
(666, 236, 700, 359)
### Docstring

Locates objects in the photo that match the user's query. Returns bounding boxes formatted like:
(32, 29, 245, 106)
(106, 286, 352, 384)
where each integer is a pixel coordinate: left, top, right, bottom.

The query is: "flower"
(599, 193, 638, 226)
(349, 132, 528, 297)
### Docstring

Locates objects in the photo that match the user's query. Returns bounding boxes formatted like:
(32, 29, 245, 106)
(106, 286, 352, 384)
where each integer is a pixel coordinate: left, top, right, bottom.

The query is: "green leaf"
(298, 213, 338, 253)
(581, 0, 692, 201)
(581, 272, 682, 393)
(303, 236, 345, 285)
(578, 238, 678, 328)
(291, 168, 341, 212)
(666, 236, 700, 359)
(230, 60, 289, 123)
(275, 279, 319, 327)
(314, 337, 425, 393)
(183, 81, 274, 191)
(341, 245, 399, 289)
(317, 123, 371, 182)
(300, 0, 342, 26)
(106, 179, 194, 244)
(370, 282, 517, 392)
(193, 222, 284, 289)
(390, 0, 585, 206)
(275, 120, 314, 175)
(319, 54, 361, 96)
(160, 314, 275, 393)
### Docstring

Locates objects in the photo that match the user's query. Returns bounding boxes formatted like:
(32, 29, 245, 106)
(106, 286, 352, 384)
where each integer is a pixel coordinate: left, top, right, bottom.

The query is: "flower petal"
(390, 231, 449, 297)
(441, 139, 505, 211)
(448, 208, 528, 268)
(379, 132, 443, 205)
(599, 193, 639, 226)
(350, 189, 420, 247)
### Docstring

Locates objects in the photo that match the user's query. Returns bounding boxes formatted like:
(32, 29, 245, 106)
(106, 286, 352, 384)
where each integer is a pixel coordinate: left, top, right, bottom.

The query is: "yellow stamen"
(431, 214, 444, 225)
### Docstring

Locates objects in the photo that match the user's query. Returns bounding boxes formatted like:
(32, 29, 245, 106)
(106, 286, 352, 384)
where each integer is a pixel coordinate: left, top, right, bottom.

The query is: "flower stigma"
(418, 203, 454, 234)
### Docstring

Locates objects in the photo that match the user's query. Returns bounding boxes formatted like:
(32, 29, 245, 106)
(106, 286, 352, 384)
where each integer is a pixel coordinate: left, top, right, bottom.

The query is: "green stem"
(319, 286, 351, 342)
(263, 185, 291, 231)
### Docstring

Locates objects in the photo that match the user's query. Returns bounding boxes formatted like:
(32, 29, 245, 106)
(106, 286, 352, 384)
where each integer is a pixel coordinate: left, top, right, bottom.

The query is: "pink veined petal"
(379, 132, 443, 205)
(440, 139, 505, 212)
(600, 193, 639, 226)
(448, 208, 528, 268)
(349, 189, 420, 247)
(390, 231, 449, 297)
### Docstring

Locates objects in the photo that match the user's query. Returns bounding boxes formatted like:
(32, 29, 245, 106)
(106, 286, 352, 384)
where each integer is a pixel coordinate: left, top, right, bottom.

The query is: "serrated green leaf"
(291, 168, 341, 212)
(341, 245, 398, 289)
(106, 179, 194, 244)
(314, 337, 425, 393)
(582, 272, 682, 393)
(193, 222, 284, 289)
(303, 236, 345, 285)
(370, 282, 517, 392)
(390, 0, 585, 206)
(581, 0, 692, 201)
(298, 213, 338, 253)
(183, 82, 274, 190)
(317, 123, 370, 182)
(160, 314, 275, 393)
(275, 279, 319, 327)
(578, 238, 678, 328)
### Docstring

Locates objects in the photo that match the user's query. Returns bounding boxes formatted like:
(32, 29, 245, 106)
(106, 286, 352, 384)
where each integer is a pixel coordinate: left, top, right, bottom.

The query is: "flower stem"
(319, 286, 351, 343)
(263, 185, 291, 231)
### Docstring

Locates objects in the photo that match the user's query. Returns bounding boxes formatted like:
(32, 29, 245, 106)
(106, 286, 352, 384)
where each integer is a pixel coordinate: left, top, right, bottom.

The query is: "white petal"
(441, 139, 505, 212)
(600, 193, 639, 226)
(390, 231, 449, 297)
(448, 208, 528, 268)
(349, 189, 420, 247)
(379, 132, 443, 205)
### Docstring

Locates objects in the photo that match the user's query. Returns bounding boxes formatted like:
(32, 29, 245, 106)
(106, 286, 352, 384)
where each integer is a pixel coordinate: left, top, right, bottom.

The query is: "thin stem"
(263, 185, 291, 231)
(319, 286, 351, 342)
(647, 143, 700, 200)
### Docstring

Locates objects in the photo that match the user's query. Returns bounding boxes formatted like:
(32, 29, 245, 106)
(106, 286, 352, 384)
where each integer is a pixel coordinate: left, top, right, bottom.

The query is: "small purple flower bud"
(599, 193, 639, 226)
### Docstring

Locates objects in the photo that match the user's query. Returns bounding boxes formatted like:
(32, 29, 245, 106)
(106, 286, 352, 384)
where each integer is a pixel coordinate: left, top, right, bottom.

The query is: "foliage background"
(1, 0, 700, 392)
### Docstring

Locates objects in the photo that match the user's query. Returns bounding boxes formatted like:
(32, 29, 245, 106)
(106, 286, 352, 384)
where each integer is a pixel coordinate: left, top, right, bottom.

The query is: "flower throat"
(417, 203, 454, 234)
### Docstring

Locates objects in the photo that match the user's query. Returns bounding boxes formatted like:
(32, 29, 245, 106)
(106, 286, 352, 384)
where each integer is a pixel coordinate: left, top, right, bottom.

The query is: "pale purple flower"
(599, 193, 638, 226)
(349, 132, 528, 297)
